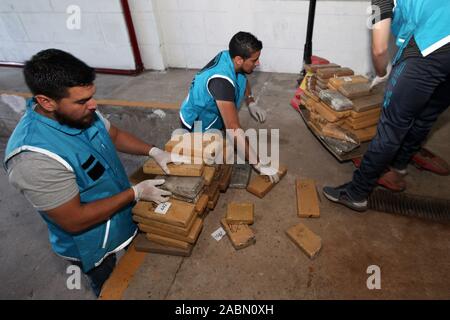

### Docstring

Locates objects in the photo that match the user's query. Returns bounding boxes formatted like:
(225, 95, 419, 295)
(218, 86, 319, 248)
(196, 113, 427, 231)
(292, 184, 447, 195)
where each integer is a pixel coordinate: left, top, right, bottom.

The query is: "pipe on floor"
(0, 0, 144, 76)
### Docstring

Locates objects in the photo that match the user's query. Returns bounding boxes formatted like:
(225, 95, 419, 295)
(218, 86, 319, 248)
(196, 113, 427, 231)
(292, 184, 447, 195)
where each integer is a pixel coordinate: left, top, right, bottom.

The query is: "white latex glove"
(248, 102, 267, 123)
(149, 147, 189, 174)
(132, 179, 172, 203)
(370, 63, 392, 89)
(253, 162, 280, 184)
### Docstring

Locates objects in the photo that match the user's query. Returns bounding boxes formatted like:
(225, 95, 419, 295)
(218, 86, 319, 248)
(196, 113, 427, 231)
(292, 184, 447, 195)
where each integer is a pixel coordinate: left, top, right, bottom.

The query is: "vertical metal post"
(298, 0, 317, 85)
(303, 0, 317, 65)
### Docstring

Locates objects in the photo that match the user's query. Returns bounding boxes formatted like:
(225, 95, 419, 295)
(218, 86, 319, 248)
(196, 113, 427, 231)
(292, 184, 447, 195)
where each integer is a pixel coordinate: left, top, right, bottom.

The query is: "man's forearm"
(244, 80, 254, 106)
(77, 188, 135, 231)
(47, 188, 136, 233)
(372, 51, 389, 77)
(245, 79, 251, 97)
(371, 18, 392, 76)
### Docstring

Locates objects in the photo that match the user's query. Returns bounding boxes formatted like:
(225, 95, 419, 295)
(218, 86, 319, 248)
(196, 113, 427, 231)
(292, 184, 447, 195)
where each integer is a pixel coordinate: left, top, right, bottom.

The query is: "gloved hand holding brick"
(132, 179, 172, 203)
(149, 147, 189, 174)
(253, 162, 280, 183)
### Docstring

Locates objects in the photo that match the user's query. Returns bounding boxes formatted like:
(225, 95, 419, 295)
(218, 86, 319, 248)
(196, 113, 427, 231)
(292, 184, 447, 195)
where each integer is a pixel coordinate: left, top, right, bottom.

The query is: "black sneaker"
(322, 183, 368, 212)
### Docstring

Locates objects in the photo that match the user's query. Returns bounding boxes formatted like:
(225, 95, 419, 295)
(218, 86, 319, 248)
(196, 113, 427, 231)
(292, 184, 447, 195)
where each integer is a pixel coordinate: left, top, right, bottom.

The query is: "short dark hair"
(23, 49, 96, 101)
(229, 31, 263, 59)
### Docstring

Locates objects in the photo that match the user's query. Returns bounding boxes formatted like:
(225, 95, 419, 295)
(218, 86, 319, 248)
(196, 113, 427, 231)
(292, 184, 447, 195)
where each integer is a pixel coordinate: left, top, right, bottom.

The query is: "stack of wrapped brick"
(221, 202, 256, 250)
(131, 133, 233, 256)
(300, 63, 384, 146)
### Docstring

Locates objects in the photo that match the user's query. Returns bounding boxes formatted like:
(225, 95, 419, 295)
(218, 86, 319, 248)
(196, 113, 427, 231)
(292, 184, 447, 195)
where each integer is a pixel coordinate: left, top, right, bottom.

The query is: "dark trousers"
(349, 50, 450, 199)
(73, 253, 117, 297)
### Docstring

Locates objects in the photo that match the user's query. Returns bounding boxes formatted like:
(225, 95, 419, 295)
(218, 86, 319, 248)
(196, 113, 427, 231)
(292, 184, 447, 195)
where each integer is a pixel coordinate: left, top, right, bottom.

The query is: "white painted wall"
(0, 0, 375, 75)
(153, 0, 373, 74)
(0, 0, 137, 69)
(129, 0, 166, 70)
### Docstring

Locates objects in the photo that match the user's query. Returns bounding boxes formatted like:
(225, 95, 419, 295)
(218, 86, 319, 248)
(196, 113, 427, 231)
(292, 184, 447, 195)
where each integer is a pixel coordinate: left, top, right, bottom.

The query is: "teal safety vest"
(179, 50, 247, 131)
(4, 99, 137, 272)
(392, 0, 450, 64)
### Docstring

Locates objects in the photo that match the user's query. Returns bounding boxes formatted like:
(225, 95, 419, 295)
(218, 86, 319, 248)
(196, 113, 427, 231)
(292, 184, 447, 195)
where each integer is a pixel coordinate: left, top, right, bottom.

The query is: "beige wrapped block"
(328, 75, 369, 89)
(347, 111, 381, 125)
(304, 97, 317, 112)
(327, 83, 340, 91)
(226, 202, 254, 224)
(350, 107, 381, 119)
(146, 233, 191, 250)
(311, 101, 350, 123)
(219, 165, 233, 191)
(303, 90, 320, 103)
(338, 82, 372, 99)
(321, 123, 359, 144)
(286, 223, 322, 259)
(221, 219, 256, 250)
(308, 119, 325, 137)
(345, 115, 380, 130)
(247, 166, 288, 198)
(316, 67, 354, 80)
(318, 89, 354, 111)
(352, 93, 384, 112)
(134, 233, 192, 256)
(213, 165, 223, 180)
(165, 132, 223, 163)
(133, 215, 195, 237)
(304, 63, 341, 73)
(207, 190, 220, 209)
(205, 180, 220, 200)
(296, 179, 320, 218)
(156, 175, 204, 203)
(203, 166, 216, 186)
(138, 217, 203, 244)
(194, 194, 209, 215)
(316, 78, 329, 90)
(340, 124, 377, 142)
(132, 199, 195, 228)
(143, 158, 204, 177)
(199, 208, 210, 219)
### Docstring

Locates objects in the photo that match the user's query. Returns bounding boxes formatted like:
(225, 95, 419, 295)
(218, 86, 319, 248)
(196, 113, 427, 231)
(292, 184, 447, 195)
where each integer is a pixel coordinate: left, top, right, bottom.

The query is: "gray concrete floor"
(0, 67, 449, 300)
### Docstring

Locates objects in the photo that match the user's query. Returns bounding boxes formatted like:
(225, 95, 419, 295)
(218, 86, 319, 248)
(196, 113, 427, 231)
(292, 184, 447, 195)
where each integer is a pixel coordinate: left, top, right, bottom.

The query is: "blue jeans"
(349, 50, 450, 199)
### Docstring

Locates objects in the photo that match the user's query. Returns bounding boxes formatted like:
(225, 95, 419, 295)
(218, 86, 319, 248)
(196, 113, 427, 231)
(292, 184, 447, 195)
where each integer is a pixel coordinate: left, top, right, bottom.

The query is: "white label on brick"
(211, 227, 226, 241)
(155, 202, 171, 215)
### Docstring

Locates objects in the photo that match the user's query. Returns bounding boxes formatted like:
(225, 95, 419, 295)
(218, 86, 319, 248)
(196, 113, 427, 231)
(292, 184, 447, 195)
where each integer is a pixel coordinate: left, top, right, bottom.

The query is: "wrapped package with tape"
(310, 121, 360, 155)
(321, 123, 360, 145)
(319, 89, 354, 111)
(155, 175, 204, 203)
(322, 136, 359, 155)
(338, 82, 372, 99)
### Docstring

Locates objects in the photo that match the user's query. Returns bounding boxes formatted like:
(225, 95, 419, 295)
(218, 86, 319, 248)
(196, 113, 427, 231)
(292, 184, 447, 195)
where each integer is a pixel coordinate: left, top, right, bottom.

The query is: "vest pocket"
(81, 155, 95, 169)
(87, 162, 105, 181)
(79, 154, 106, 182)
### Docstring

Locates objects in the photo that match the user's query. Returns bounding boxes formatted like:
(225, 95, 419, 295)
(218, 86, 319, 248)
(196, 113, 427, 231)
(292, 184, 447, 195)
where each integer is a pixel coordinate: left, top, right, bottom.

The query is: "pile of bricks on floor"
(220, 165, 288, 250)
(220, 202, 256, 250)
(286, 179, 323, 259)
(295, 62, 385, 152)
(130, 132, 288, 255)
(131, 133, 233, 257)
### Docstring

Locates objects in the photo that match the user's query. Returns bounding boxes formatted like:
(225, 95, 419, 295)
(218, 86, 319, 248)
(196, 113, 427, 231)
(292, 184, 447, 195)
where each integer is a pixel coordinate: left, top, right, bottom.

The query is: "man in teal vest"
(180, 31, 280, 183)
(4, 49, 180, 296)
(323, 0, 450, 212)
